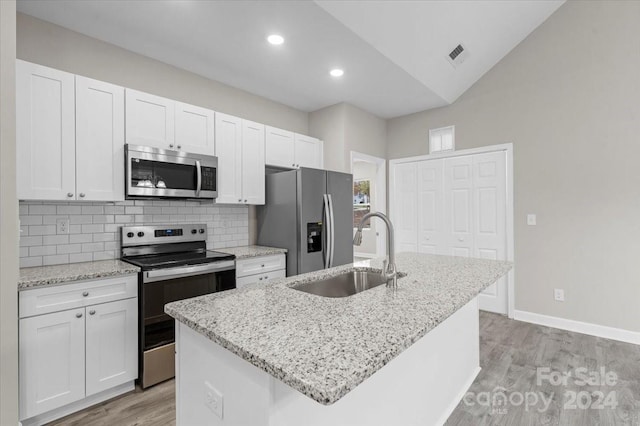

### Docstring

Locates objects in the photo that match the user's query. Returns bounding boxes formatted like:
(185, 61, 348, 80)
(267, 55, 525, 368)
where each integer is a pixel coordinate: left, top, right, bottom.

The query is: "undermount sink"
(292, 270, 388, 298)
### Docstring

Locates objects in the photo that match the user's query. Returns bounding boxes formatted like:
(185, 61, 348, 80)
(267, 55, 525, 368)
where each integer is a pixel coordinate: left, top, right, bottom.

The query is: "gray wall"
(0, 1, 19, 423)
(387, 1, 640, 332)
(17, 13, 309, 134)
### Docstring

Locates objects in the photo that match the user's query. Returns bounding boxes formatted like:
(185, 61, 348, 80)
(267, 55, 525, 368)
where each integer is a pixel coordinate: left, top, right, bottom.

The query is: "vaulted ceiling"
(17, 0, 564, 118)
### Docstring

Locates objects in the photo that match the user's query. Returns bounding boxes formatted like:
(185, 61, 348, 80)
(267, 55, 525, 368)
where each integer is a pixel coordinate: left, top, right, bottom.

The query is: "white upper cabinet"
(16, 60, 76, 200)
(265, 126, 295, 168)
(215, 113, 243, 204)
(215, 113, 265, 205)
(175, 101, 215, 155)
(16, 61, 125, 202)
(126, 89, 215, 155)
(75, 76, 125, 201)
(265, 126, 323, 169)
(294, 133, 323, 169)
(125, 88, 175, 149)
(241, 120, 266, 205)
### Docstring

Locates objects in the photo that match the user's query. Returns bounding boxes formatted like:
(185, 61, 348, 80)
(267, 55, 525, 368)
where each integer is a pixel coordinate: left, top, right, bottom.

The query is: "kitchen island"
(165, 252, 512, 426)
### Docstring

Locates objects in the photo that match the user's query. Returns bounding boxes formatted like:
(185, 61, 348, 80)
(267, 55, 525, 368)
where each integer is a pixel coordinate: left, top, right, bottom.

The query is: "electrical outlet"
(527, 214, 537, 226)
(554, 288, 565, 302)
(204, 381, 223, 419)
(56, 218, 70, 234)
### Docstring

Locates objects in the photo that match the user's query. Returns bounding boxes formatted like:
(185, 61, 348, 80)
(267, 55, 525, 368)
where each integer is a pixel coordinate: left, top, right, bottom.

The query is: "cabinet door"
(443, 156, 474, 257)
(16, 60, 76, 200)
(125, 88, 175, 149)
(294, 134, 323, 169)
(215, 113, 243, 204)
(390, 162, 418, 253)
(19, 308, 86, 419)
(75, 76, 125, 201)
(417, 160, 445, 254)
(265, 126, 295, 168)
(85, 298, 138, 396)
(242, 120, 265, 204)
(175, 101, 215, 155)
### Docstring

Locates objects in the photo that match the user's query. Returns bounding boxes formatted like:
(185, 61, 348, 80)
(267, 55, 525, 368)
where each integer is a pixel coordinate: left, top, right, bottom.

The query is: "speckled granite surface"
(19, 260, 140, 290)
(218, 245, 287, 259)
(165, 252, 512, 405)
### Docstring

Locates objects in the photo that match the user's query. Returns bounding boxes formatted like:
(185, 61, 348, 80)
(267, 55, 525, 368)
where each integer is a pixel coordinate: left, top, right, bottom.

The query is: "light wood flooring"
(49, 312, 640, 426)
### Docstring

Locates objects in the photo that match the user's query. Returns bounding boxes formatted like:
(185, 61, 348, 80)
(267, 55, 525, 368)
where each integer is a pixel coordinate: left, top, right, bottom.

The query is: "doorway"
(350, 152, 386, 261)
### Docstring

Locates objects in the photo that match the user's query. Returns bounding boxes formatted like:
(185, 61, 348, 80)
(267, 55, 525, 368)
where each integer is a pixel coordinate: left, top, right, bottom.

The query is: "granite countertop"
(19, 259, 140, 290)
(218, 245, 287, 259)
(165, 252, 512, 405)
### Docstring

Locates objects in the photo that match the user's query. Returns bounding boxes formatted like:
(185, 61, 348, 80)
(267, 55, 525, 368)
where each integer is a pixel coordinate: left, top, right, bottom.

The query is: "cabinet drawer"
(236, 269, 286, 289)
(19, 274, 138, 319)
(236, 254, 286, 278)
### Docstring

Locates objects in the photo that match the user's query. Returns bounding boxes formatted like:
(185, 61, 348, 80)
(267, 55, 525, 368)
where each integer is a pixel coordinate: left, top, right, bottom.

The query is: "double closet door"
(391, 150, 509, 314)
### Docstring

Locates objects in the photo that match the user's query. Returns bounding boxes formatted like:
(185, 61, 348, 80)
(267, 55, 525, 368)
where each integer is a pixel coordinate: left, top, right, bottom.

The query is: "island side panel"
(175, 323, 271, 426)
(269, 297, 481, 426)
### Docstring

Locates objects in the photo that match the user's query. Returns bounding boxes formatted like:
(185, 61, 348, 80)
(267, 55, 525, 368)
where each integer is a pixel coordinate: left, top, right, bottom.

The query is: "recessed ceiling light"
(267, 34, 284, 45)
(330, 69, 344, 77)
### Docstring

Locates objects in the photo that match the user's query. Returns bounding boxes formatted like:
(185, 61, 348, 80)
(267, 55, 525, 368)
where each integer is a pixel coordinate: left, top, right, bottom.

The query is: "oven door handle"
(195, 160, 202, 197)
(143, 260, 235, 283)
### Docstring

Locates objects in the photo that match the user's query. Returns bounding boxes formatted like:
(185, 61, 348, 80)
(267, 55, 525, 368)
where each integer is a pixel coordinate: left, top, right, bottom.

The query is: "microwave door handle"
(195, 160, 202, 197)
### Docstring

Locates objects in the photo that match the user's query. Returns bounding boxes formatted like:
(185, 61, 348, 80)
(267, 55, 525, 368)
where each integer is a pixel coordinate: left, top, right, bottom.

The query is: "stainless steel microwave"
(125, 144, 217, 199)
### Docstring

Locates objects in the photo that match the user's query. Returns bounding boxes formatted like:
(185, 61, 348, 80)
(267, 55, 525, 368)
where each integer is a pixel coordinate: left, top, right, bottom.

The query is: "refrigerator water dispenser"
(307, 223, 323, 253)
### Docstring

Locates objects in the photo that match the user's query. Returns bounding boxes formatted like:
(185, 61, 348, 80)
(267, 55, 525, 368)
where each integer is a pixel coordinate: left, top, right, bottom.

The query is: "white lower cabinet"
(236, 254, 286, 288)
(19, 275, 138, 424)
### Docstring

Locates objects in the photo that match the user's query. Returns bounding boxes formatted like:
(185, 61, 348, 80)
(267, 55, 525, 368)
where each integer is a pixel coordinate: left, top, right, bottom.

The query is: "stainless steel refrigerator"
(257, 168, 353, 276)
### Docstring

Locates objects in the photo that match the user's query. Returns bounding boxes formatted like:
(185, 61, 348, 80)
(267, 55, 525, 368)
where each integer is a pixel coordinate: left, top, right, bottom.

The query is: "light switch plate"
(554, 288, 565, 302)
(527, 214, 537, 226)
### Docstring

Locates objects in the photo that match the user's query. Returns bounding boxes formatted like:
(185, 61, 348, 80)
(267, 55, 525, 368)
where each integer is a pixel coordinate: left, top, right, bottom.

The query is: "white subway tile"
(93, 251, 116, 261)
(43, 235, 69, 245)
(69, 253, 93, 263)
(69, 234, 92, 244)
(20, 257, 43, 268)
(43, 254, 69, 266)
(19, 247, 29, 257)
(143, 207, 162, 214)
(20, 236, 42, 247)
(125, 206, 143, 214)
(30, 245, 57, 256)
(57, 244, 82, 254)
(29, 204, 57, 215)
(82, 224, 104, 234)
(161, 207, 178, 215)
(104, 205, 125, 215)
(19, 204, 29, 215)
(82, 242, 104, 253)
(20, 215, 43, 225)
(104, 224, 120, 233)
(28, 225, 57, 236)
(92, 215, 115, 224)
(69, 225, 82, 234)
(93, 233, 115, 242)
(57, 205, 82, 215)
(115, 215, 134, 223)
(69, 215, 93, 224)
(104, 241, 119, 251)
(81, 205, 104, 215)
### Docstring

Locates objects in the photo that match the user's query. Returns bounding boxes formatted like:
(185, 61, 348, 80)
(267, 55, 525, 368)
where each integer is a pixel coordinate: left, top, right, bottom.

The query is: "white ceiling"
(17, 0, 564, 118)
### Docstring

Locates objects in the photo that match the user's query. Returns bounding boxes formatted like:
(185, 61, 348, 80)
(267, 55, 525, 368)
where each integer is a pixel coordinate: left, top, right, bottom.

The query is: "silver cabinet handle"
(177, 145, 182, 149)
(259, 277, 263, 281)
(244, 199, 247, 203)
(79, 193, 85, 198)
(296, 164, 299, 168)
(67, 192, 74, 197)
(238, 199, 242, 202)
(89, 310, 96, 315)
(169, 144, 174, 148)
(292, 163, 295, 167)
(76, 312, 83, 318)
(82, 291, 89, 297)
(261, 264, 265, 267)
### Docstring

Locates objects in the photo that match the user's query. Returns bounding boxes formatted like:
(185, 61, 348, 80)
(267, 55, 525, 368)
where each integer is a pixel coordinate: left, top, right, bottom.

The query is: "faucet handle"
(383, 259, 388, 275)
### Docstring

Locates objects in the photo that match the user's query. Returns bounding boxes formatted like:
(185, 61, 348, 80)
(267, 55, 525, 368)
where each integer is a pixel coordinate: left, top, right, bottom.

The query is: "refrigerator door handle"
(323, 194, 331, 269)
(327, 194, 336, 268)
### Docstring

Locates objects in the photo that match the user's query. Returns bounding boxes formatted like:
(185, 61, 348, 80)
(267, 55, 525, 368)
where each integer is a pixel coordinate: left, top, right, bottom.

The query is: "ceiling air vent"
(446, 43, 469, 69)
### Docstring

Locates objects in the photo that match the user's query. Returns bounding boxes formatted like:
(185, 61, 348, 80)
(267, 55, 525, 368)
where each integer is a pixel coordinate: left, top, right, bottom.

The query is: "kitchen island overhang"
(166, 253, 512, 425)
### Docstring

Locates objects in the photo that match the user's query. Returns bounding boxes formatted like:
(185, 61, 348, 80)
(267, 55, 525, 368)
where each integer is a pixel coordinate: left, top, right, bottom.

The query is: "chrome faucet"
(353, 212, 397, 289)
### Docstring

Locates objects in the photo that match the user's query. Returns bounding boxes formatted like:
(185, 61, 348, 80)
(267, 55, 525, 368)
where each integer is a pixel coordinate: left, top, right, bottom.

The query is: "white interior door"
(473, 152, 508, 314)
(391, 162, 418, 253)
(444, 156, 474, 258)
(417, 160, 444, 254)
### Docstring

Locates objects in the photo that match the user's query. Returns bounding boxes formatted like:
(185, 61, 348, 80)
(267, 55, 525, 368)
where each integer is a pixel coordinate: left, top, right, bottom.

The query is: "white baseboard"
(513, 310, 640, 345)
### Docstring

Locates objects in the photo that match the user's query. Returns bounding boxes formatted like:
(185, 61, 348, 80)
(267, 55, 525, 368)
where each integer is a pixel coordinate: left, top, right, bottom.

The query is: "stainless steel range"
(120, 224, 235, 389)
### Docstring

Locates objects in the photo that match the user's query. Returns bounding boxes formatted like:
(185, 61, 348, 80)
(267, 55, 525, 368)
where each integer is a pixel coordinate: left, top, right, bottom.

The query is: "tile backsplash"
(19, 200, 249, 268)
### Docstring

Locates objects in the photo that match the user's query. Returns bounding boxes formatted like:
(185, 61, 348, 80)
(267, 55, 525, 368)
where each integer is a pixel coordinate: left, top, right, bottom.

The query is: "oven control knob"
(191, 229, 197, 234)
(199, 228, 205, 234)
(137, 232, 145, 237)
(127, 232, 134, 238)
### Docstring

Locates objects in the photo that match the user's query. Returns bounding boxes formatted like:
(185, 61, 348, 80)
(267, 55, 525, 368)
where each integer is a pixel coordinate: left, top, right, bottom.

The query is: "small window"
(353, 179, 371, 228)
(429, 126, 455, 154)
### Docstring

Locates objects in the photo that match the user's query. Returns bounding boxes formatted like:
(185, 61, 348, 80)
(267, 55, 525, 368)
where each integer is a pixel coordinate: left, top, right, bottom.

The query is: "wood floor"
(49, 312, 640, 426)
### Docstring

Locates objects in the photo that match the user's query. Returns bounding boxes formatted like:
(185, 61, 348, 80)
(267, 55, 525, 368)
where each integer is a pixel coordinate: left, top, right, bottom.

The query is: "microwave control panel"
(201, 167, 216, 191)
